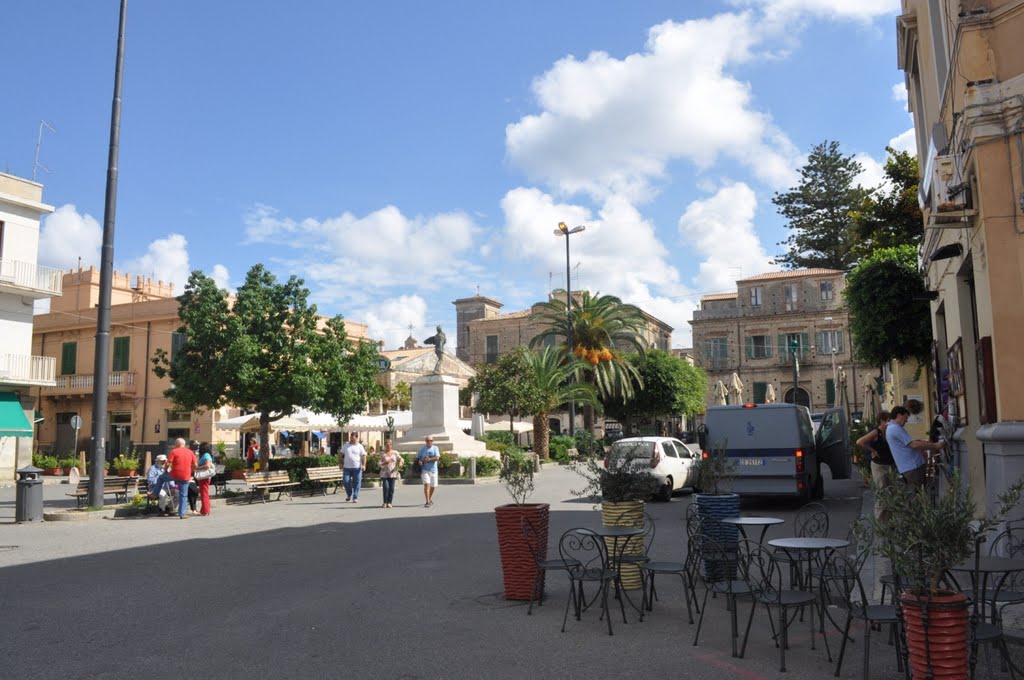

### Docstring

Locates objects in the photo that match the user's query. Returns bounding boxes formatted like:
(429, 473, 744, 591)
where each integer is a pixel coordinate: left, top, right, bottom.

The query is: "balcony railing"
(0, 258, 64, 297)
(41, 371, 136, 395)
(0, 354, 56, 386)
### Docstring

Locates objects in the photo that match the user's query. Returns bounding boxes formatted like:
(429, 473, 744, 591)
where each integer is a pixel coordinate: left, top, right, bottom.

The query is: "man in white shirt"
(340, 432, 367, 503)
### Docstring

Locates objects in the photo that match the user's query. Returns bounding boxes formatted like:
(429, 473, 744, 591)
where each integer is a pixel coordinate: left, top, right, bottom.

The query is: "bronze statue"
(423, 325, 446, 373)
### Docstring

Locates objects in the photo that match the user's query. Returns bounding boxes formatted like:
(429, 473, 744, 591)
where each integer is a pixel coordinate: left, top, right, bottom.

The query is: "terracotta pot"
(495, 503, 550, 601)
(117, 469, 135, 477)
(44, 467, 62, 476)
(901, 590, 969, 679)
(231, 469, 246, 480)
(601, 499, 645, 589)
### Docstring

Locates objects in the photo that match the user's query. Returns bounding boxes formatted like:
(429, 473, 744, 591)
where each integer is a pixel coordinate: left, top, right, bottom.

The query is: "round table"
(589, 525, 645, 617)
(721, 516, 785, 543)
(949, 556, 1024, 676)
(768, 537, 849, 591)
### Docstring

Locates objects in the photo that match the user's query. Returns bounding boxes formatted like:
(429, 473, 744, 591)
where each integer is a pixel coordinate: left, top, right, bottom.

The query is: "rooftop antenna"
(33, 120, 57, 181)
(475, 284, 480, 296)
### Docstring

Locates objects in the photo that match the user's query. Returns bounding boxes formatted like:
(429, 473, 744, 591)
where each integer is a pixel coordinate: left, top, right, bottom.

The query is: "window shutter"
(61, 342, 77, 375)
(777, 335, 787, 359)
(836, 331, 844, 353)
(745, 336, 753, 359)
(800, 333, 810, 358)
(826, 378, 836, 407)
(765, 335, 772, 358)
(753, 382, 767, 404)
(112, 336, 130, 372)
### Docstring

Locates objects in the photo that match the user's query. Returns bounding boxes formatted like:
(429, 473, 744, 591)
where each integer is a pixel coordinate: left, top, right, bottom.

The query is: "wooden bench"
(242, 471, 299, 504)
(305, 466, 345, 495)
(66, 476, 137, 507)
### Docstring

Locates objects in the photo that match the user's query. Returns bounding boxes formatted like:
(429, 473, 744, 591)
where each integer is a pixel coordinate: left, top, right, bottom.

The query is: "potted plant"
(58, 457, 78, 475)
(111, 452, 140, 477)
(874, 471, 1024, 679)
(224, 457, 246, 479)
(571, 445, 660, 589)
(214, 441, 228, 464)
(691, 440, 739, 573)
(33, 453, 61, 475)
(494, 448, 549, 601)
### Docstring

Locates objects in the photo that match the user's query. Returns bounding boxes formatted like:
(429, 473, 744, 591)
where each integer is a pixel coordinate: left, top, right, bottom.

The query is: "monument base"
(394, 373, 492, 458)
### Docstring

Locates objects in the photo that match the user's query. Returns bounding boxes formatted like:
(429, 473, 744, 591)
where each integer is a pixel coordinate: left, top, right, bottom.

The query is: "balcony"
(41, 371, 137, 396)
(0, 258, 64, 298)
(0, 354, 56, 387)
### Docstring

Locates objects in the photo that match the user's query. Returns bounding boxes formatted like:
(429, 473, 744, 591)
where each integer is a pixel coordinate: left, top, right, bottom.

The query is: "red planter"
(231, 470, 246, 480)
(43, 467, 62, 476)
(495, 503, 550, 601)
(901, 590, 969, 680)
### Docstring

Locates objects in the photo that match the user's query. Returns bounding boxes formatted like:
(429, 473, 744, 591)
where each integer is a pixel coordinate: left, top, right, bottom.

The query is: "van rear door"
(815, 407, 851, 479)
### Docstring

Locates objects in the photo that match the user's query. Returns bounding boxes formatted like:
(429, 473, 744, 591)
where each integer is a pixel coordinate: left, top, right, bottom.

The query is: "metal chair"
(774, 501, 830, 588)
(819, 547, 902, 678)
(558, 528, 627, 636)
(741, 539, 829, 673)
(640, 526, 695, 624)
(693, 535, 754, 657)
(521, 516, 578, 616)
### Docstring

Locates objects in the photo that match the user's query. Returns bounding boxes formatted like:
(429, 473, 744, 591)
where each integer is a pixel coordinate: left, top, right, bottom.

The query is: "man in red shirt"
(168, 438, 197, 519)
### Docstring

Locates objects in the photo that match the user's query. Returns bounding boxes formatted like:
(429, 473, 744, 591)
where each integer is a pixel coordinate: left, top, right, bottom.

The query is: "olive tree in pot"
(571, 446, 660, 589)
(691, 440, 739, 578)
(494, 449, 549, 601)
(873, 471, 1024, 680)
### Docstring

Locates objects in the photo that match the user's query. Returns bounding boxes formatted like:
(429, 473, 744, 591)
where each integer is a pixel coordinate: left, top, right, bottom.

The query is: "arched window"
(784, 387, 811, 408)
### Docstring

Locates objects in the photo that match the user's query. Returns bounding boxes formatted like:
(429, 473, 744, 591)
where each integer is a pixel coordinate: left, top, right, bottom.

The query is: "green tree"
(844, 245, 932, 368)
(469, 349, 540, 434)
(152, 264, 381, 468)
(385, 381, 412, 410)
(851, 147, 922, 258)
(603, 350, 708, 432)
(773, 140, 870, 270)
(520, 346, 597, 460)
(530, 290, 646, 433)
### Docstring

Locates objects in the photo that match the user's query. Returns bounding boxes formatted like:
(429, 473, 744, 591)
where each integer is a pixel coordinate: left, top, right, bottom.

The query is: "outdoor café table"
(721, 516, 784, 544)
(949, 556, 1024, 676)
(589, 525, 646, 617)
(767, 537, 850, 592)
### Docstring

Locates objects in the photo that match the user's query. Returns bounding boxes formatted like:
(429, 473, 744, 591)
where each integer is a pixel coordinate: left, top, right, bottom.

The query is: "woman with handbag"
(195, 442, 216, 516)
(379, 439, 402, 508)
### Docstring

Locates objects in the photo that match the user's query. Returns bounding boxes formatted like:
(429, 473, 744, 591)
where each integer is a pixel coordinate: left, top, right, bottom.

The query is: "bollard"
(468, 457, 476, 480)
(15, 465, 44, 523)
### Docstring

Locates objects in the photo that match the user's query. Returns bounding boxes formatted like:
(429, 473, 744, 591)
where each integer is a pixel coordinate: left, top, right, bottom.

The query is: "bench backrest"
(244, 471, 291, 483)
(306, 466, 342, 480)
(75, 477, 135, 492)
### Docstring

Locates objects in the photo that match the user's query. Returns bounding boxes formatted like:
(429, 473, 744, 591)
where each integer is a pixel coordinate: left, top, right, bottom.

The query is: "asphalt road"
(1, 467, 1012, 680)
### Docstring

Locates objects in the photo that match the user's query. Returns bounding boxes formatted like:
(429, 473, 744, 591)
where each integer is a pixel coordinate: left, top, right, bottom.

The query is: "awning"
(0, 393, 32, 437)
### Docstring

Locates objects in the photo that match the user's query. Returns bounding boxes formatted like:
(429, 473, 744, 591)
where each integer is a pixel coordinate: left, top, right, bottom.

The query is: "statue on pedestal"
(423, 325, 447, 374)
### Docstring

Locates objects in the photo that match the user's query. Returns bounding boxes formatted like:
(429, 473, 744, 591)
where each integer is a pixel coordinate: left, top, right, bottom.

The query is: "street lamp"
(555, 222, 586, 436)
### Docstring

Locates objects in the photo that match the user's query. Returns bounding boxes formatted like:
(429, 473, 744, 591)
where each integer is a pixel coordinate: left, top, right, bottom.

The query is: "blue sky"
(3, 0, 910, 348)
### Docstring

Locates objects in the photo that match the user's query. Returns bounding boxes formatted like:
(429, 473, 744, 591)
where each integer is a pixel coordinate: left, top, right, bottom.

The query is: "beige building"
(897, 0, 1024, 510)
(453, 291, 673, 366)
(31, 268, 369, 458)
(690, 269, 877, 414)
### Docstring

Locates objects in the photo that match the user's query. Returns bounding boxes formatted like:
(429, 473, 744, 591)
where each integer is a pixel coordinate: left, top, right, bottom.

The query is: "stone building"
(31, 268, 369, 459)
(897, 0, 1024, 511)
(0, 173, 61, 480)
(690, 269, 876, 414)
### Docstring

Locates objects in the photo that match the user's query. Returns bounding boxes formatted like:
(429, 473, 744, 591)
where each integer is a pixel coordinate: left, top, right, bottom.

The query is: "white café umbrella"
(339, 411, 413, 433)
(484, 419, 534, 434)
(765, 383, 777, 404)
(712, 380, 728, 406)
(728, 372, 744, 404)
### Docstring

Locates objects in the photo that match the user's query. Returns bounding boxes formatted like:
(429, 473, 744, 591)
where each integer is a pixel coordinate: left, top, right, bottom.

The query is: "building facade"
(690, 269, 876, 415)
(897, 0, 1024, 511)
(0, 173, 61, 480)
(31, 268, 370, 460)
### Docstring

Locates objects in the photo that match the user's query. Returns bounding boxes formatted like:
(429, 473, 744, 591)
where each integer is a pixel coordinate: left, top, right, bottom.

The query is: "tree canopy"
(602, 350, 708, 431)
(844, 245, 932, 368)
(469, 349, 540, 426)
(851, 147, 923, 258)
(152, 264, 381, 466)
(773, 140, 870, 270)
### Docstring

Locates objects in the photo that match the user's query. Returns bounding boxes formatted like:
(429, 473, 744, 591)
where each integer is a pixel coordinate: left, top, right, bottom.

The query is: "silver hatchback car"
(607, 436, 699, 501)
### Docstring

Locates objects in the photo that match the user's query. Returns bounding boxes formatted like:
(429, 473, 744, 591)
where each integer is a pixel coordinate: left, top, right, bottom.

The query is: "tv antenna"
(33, 120, 57, 181)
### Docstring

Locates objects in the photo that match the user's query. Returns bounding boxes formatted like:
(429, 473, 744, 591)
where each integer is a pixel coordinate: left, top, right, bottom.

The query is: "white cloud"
(731, 0, 898, 22)
(889, 127, 916, 154)
(243, 203, 483, 306)
(122, 233, 191, 292)
(677, 182, 774, 294)
(37, 204, 102, 270)
(854, 152, 887, 190)
(891, 82, 909, 111)
(210, 264, 231, 290)
(354, 295, 429, 350)
(505, 14, 801, 203)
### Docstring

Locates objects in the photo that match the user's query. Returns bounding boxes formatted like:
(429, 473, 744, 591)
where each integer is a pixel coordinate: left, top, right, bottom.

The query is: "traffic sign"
(70, 415, 83, 430)
(375, 357, 392, 373)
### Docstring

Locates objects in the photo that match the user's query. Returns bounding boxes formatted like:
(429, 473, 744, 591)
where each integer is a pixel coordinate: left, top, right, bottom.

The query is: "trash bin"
(16, 464, 44, 523)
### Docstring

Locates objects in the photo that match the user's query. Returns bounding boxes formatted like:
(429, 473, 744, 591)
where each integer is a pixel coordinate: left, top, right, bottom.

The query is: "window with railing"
(745, 335, 772, 359)
(704, 337, 729, 368)
(816, 330, 844, 355)
(778, 333, 809, 361)
(784, 284, 798, 311)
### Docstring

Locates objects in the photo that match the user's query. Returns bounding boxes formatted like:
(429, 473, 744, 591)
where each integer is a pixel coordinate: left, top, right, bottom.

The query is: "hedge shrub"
(474, 456, 500, 476)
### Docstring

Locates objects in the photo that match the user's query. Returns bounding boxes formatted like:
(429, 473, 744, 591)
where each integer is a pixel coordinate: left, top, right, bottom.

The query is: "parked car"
(606, 436, 697, 502)
(603, 429, 626, 445)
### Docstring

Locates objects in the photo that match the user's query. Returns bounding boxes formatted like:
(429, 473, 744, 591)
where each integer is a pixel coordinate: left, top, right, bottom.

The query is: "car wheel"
(659, 477, 673, 502)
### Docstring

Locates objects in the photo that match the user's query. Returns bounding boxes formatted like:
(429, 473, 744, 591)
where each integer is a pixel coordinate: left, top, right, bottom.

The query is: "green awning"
(0, 392, 32, 437)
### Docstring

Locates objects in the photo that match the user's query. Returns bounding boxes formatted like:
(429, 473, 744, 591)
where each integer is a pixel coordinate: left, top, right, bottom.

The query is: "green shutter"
(778, 335, 787, 359)
(800, 333, 810, 358)
(171, 332, 187, 363)
(753, 382, 767, 404)
(765, 335, 772, 358)
(112, 336, 130, 372)
(61, 342, 77, 375)
(745, 336, 753, 359)
(836, 331, 844, 353)
(826, 378, 836, 407)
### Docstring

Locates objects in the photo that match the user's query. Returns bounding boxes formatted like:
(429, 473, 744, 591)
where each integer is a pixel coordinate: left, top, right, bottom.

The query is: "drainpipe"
(141, 321, 150, 445)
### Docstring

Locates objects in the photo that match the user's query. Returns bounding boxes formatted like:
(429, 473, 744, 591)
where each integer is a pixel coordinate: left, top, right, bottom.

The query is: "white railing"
(0, 258, 64, 296)
(0, 354, 56, 386)
(44, 371, 135, 392)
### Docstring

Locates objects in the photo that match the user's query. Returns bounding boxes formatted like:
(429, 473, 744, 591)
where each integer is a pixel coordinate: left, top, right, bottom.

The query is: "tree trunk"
(258, 415, 271, 471)
(583, 403, 595, 435)
(534, 412, 550, 459)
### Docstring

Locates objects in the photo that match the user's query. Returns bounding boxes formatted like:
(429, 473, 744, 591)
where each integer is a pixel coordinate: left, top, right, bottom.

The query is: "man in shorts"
(416, 436, 440, 507)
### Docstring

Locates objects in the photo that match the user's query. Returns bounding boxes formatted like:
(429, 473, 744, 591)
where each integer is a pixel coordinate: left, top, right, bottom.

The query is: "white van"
(698, 403, 850, 500)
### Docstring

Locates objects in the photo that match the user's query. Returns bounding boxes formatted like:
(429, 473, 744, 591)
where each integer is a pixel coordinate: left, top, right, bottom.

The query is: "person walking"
(885, 405, 944, 488)
(168, 438, 197, 519)
(341, 432, 367, 503)
(856, 410, 895, 520)
(379, 439, 402, 508)
(196, 442, 215, 516)
(416, 436, 440, 507)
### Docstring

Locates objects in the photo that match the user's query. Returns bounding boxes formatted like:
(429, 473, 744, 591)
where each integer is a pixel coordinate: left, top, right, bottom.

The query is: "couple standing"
(339, 433, 440, 508)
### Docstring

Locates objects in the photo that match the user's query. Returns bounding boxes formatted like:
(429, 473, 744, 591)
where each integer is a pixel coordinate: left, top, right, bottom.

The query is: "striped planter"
(901, 591, 969, 680)
(602, 499, 645, 590)
(495, 503, 550, 601)
(694, 493, 740, 580)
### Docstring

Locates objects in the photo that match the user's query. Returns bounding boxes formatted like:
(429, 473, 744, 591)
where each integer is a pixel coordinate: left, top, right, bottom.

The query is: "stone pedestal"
(979, 421, 1024, 520)
(394, 374, 491, 458)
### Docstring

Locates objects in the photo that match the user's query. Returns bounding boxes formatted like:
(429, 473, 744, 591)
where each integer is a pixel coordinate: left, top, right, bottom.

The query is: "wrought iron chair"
(521, 516, 579, 616)
(558, 528, 627, 636)
(693, 534, 754, 657)
(819, 547, 902, 678)
(639, 521, 695, 624)
(774, 501, 830, 588)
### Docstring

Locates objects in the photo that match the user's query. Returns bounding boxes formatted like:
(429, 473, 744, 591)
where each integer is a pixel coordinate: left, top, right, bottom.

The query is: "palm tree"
(521, 346, 598, 459)
(530, 291, 647, 432)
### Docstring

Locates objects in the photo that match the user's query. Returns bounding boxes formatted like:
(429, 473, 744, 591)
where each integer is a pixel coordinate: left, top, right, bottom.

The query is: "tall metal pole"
(565, 233, 575, 437)
(88, 0, 128, 508)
